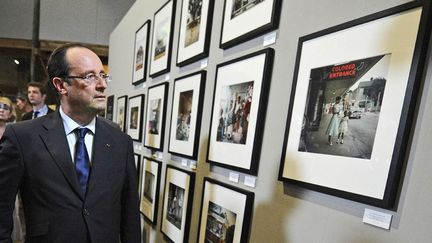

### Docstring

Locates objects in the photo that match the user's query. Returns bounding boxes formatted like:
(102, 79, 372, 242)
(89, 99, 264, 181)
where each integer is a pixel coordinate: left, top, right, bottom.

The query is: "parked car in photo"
(349, 110, 362, 119)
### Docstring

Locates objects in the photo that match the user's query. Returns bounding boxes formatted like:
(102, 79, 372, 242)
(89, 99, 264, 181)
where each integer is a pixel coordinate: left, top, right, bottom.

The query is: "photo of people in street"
(185, 0, 202, 47)
(205, 201, 236, 243)
(216, 81, 253, 145)
(166, 183, 185, 230)
(231, 0, 265, 19)
(299, 54, 390, 159)
(176, 90, 193, 141)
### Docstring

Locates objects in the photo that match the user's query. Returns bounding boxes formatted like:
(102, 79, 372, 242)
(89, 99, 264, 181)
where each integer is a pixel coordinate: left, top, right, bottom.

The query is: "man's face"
(63, 47, 107, 116)
(27, 86, 45, 107)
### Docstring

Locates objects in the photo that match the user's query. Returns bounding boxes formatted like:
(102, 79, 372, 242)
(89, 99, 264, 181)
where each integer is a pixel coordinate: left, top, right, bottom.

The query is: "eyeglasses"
(64, 73, 111, 85)
(0, 103, 11, 111)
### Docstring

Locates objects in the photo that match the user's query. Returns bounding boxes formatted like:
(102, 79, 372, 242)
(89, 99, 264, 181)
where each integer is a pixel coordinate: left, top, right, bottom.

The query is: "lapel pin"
(106, 143, 111, 148)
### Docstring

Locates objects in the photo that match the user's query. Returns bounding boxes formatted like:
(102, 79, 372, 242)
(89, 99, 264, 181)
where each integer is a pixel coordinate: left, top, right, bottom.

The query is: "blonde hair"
(0, 97, 16, 122)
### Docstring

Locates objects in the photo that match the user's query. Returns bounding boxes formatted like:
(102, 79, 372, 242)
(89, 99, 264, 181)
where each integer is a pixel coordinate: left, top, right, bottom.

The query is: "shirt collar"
(34, 104, 48, 113)
(59, 106, 96, 135)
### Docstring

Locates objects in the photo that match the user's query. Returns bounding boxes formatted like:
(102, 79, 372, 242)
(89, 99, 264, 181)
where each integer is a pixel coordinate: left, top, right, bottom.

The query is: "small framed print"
(127, 94, 145, 141)
(176, 0, 215, 66)
(168, 71, 206, 160)
(197, 177, 254, 243)
(149, 0, 176, 78)
(116, 95, 128, 132)
(132, 20, 151, 85)
(144, 82, 169, 151)
(279, 2, 432, 208)
(105, 95, 114, 121)
(161, 165, 195, 243)
(140, 156, 162, 225)
(220, 0, 282, 49)
(207, 48, 274, 174)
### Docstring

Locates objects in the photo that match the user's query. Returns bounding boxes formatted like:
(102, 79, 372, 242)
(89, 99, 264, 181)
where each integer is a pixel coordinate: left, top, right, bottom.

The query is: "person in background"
(0, 43, 141, 242)
(0, 97, 24, 242)
(325, 96, 343, 146)
(15, 92, 33, 121)
(21, 81, 54, 120)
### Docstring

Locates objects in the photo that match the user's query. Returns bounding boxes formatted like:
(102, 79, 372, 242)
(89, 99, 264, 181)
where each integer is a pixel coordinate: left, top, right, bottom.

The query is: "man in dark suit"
(0, 43, 141, 243)
(21, 81, 55, 120)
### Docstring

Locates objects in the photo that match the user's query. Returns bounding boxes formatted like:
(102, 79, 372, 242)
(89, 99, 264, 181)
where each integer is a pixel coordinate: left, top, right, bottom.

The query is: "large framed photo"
(105, 95, 114, 121)
(207, 48, 274, 174)
(132, 20, 151, 85)
(176, 0, 214, 66)
(279, 2, 432, 209)
(197, 177, 254, 243)
(140, 156, 162, 225)
(127, 94, 145, 141)
(220, 0, 282, 49)
(161, 165, 195, 243)
(144, 82, 169, 151)
(168, 71, 206, 159)
(149, 0, 176, 78)
(116, 95, 128, 132)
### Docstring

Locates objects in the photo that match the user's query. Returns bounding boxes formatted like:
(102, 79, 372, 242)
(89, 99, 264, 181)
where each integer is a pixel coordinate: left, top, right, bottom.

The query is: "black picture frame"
(144, 82, 169, 151)
(279, 1, 432, 209)
(105, 95, 114, 121)
(149, 0, 177, 78)
(168, 70, 206, 160)
(116, 95, 128, 132)
(127, 94, 145, 141)
(176, 0, 215, 66)
(140, 156, 162, 225)
(132, 20, 151, 85)
(219, 0, 282, 49)
(197, 177, 254, 243)
(207, 48, 274, 175)
(160, 164, 195, 243)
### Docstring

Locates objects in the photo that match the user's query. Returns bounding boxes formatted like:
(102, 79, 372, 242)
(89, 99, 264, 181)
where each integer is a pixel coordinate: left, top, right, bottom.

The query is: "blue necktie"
(74, 128, 90, 194)
(33, 111, 39, 119)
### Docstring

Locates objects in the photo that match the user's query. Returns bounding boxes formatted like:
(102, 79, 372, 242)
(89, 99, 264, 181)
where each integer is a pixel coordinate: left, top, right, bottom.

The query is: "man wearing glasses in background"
(22, 81, 54, 120)
(0, 43, 141, 243)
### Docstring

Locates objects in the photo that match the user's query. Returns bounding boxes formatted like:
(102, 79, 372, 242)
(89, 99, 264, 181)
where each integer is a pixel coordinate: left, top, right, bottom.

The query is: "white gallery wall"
(108, 0, 432, 242)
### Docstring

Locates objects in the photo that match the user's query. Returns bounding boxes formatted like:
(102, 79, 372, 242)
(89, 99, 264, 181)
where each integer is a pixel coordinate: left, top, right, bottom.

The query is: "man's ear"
(52, 77, 68, 95)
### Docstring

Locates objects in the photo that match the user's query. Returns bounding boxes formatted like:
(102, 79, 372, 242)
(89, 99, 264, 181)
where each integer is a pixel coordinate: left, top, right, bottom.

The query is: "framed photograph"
(134, 153, 141, 184)
(176, 0, 215, 66)
(116, 95, 128, 132)
(219, 0, 282, 49)
(207, 48, 274, 174)
(105, 95, 114, 121)
(140, 156, 162, 225)
(127, 94, 145, 141)
(161, 165, 195, 243)
(279, 2, 432, 208)
(149, 0, 176, 78)
(144, 82, 169, 151)
(132, 20, 151, 85)
(197, 177, 254, 243)
(168, 71, 206, 159)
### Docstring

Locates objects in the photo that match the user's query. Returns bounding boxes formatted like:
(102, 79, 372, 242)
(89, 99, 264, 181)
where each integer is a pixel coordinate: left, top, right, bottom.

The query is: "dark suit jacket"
(21, 106, 55, 121)
(0, 111, 140, 243)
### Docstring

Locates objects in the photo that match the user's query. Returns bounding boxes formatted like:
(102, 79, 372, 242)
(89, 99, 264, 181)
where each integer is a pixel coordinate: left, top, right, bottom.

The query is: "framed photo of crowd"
(168, 71, 206, 160)
(132, 20, 151, 85)
(140, 156, 162, 225)
(279, 1, 432, 208)
(144, 82, 169, 151)
(207, 48, 274, 174)
(149, 0, 176, 77)
(220, 0, 282, 49)
(116, 95, 128, 132)
(127, 94, 145, 141)
(176, 0, 215, 66)
(197, 177, 254, 243)
(161, 165, 195, 243)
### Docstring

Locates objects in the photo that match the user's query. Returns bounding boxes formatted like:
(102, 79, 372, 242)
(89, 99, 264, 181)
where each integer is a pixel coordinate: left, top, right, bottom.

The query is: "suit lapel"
(40, 111, 84, 200)
(86, 118, 116, 196)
